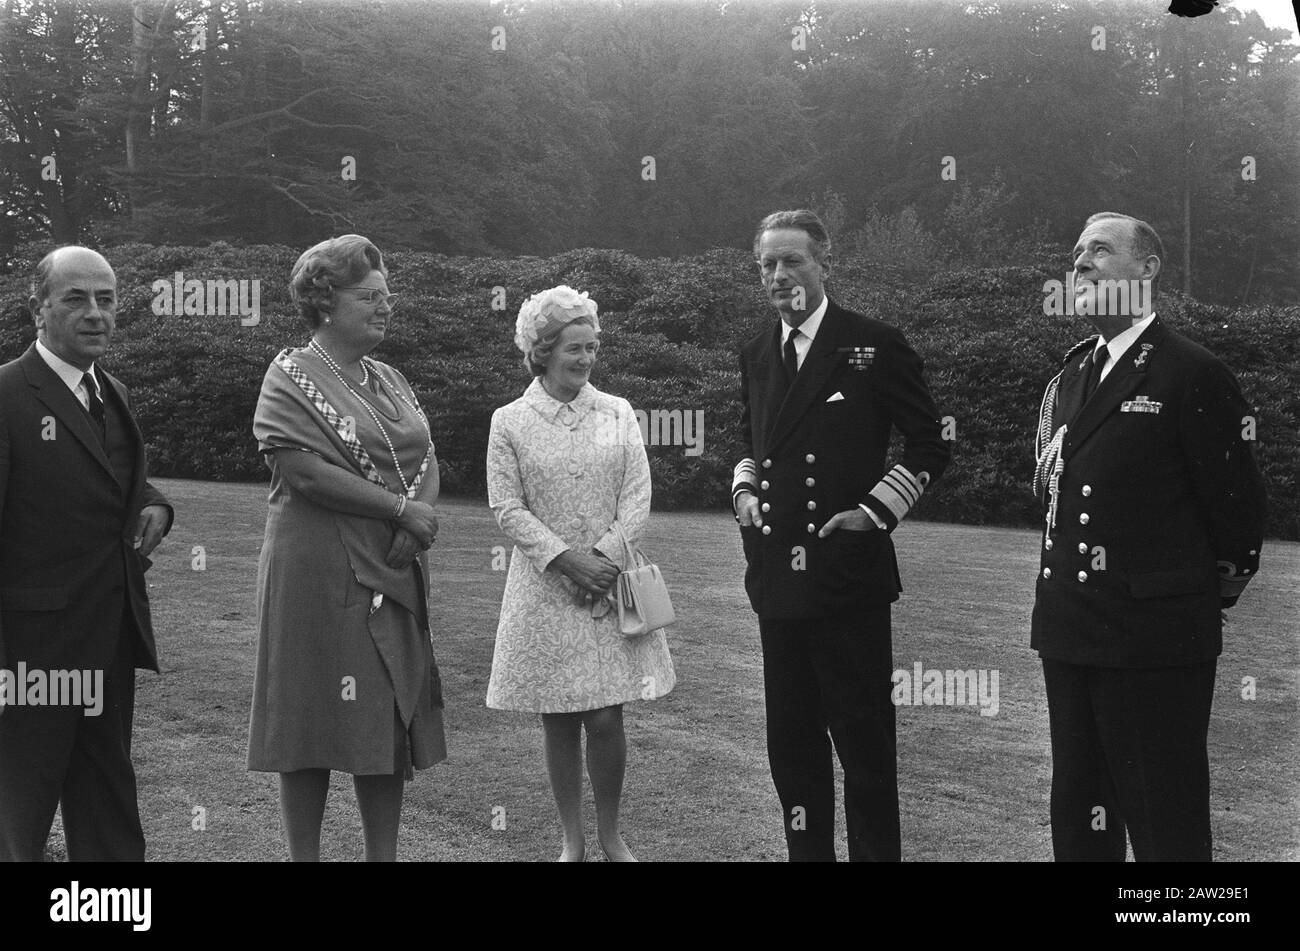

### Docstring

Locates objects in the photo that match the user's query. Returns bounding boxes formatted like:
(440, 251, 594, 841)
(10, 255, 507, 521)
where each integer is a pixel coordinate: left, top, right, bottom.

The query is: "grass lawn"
(44, 480, 1300, 861)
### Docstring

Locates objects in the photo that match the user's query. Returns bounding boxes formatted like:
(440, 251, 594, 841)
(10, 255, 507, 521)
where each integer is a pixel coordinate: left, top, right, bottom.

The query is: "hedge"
(2, 243, 1295, 539)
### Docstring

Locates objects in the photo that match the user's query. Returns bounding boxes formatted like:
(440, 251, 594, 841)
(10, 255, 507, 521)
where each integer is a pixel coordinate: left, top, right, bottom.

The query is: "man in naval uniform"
(732, 209, 950, 861)
(1032, 212, 1266, 861)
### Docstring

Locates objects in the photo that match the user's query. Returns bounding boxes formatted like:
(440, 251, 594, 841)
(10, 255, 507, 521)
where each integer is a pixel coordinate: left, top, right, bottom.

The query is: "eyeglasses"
(340, 286, 399, 310)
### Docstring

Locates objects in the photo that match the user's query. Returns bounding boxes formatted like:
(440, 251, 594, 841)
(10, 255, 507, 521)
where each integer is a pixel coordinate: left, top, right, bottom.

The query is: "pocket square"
(826, 391, 845, 403)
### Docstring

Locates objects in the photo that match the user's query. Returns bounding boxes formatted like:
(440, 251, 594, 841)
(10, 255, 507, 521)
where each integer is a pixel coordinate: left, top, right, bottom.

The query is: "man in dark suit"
(1032, 212, 1266, 861)
(732, 209, 950, 861)
(0, 246, 173, 861)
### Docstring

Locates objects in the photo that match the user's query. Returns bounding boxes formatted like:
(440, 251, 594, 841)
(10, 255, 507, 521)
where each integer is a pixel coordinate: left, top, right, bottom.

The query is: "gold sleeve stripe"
(869, 464, 924, 521)
(732, 458, 758, 494)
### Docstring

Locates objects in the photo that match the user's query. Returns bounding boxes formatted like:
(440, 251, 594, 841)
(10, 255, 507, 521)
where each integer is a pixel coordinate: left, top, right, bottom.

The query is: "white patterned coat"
(485, 379, 676, 712)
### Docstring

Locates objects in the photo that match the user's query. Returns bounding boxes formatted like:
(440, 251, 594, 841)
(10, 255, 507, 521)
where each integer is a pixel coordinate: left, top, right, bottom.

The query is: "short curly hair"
(289, 234, 387, 329)
(526, 316, 600, 376)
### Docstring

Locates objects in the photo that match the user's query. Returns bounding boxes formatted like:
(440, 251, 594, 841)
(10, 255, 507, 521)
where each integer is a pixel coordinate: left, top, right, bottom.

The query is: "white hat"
(514, 285, 600, 356)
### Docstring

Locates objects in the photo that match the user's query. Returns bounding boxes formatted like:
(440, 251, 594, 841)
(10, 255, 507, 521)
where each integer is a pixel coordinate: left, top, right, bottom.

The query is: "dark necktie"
(83, 371, 105, 441)
(783, 329, 801, 382)
(1085, 346, 1109, 400)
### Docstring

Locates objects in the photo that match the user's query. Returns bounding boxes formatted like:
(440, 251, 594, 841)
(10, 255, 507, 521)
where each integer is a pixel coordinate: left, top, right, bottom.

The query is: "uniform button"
(805, 477, 815, 487)
(761, 503, 770, 513)
(1042, 568, 1052, 579)
(1077, 571, 1088, 582)
(1079, 513, 1090, 525)
(761, 525, 771, 535)
(805, 454, 815, 464)
(806, 501, 816, 511)
(1082, 485, 1092, 497)
(762, 459, 772, 469)
(760, 480, 770, 490)
(806, 523, 816, 533)
(1044, 538, 1053, 550)
(1078, 543, 1088, 554)
(567, 461, 580, 474)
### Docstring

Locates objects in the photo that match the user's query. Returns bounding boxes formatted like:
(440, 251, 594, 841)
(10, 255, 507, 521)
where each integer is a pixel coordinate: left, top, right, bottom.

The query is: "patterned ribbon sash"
(273, 349, 432, 498)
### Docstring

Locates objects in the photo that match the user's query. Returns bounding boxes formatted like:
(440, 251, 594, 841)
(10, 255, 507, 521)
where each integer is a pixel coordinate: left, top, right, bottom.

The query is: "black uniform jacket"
(1031, 317, 1266, 667)
(736, 300, 950, 620)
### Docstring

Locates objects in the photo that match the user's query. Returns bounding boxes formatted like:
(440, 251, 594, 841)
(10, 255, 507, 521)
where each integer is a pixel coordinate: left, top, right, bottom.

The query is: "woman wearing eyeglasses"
(247, 234, 446, 861)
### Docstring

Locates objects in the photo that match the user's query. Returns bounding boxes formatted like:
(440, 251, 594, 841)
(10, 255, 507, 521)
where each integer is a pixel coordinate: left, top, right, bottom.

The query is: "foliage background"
(2, 0, 1297, 304)
(2, 241, 1294, 538)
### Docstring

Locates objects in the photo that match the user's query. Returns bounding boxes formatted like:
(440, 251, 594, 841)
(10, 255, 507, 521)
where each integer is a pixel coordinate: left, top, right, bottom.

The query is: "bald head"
(29, 246, 117, 371)
(30, 247, 114, 306)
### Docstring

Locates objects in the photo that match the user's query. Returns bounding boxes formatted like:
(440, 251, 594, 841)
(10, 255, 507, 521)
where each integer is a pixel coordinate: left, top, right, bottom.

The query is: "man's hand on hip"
(818, 508, 877, 538)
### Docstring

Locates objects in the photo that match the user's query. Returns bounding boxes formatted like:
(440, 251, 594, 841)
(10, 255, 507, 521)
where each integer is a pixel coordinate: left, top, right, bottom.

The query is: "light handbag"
(615, 527, 675, 638)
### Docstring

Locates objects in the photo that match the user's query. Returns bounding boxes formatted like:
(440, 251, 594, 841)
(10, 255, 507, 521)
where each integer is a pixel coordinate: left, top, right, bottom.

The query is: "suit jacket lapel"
(766, 302, 844, 456)
(1067, 319, 1165, 453)
(22, 345, 118, 484)
(100, 368, 145, 502)
(747, 322, 784, 458)
(1057, 347, 1093, 428)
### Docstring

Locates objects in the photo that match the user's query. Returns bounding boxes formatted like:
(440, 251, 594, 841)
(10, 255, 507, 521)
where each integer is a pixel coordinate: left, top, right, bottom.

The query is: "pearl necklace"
(311, 338, 368, 386)
(309, 339, 431, 496)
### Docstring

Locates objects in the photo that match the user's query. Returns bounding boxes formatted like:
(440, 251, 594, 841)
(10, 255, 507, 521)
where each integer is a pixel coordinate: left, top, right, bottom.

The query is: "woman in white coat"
(486, 285, 675, 862)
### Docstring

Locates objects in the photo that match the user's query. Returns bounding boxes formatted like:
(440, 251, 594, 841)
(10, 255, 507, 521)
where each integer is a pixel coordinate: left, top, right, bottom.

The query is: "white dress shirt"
(1093, 312, 1157, 384)
(780, 294, 829, 371)
(36, 338, 100, 411)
